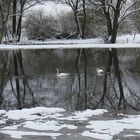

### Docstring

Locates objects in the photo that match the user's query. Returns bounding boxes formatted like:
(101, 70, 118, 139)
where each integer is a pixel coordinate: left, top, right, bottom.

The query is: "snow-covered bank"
(0, 107, 140, 140)
(0, 34, 140, 49)
(1, 43, 140, 50)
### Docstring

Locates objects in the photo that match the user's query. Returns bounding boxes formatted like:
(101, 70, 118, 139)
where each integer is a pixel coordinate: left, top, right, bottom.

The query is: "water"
(2, 49, 140, 111)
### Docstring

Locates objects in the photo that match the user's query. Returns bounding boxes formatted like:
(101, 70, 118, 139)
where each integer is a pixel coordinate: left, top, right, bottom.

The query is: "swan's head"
(96, 68, 99, 72)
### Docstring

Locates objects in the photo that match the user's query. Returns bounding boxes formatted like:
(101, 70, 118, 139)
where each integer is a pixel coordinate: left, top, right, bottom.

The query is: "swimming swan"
(56, 68, 69, 77)
(96, 68, 104, 76)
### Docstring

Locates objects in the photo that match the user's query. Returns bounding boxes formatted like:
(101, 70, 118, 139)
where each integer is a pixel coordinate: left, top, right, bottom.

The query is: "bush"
(25, 10, 57, 39)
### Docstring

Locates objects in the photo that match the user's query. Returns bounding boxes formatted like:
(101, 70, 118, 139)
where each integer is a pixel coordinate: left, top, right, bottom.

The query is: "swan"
(56, 68, 69, 77)
(96, 68, 104, 76)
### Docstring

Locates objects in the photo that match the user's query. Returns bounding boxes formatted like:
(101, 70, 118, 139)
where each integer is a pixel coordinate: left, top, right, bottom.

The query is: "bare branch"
(119, 7, 140, 22)
(119, 0, 137, 21)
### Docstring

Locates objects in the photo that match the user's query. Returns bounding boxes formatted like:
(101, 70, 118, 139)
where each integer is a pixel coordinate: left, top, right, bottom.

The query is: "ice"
(0, 107, 140, 140)
(0, 120, 6, 125)
(82, 116, 140, 140)
(58, 109, 108, 121)
(0, 130, 62, 139)
(23, 120, 77, 131)
(5, 107, 65, 120)
(0, 110, 6, 115)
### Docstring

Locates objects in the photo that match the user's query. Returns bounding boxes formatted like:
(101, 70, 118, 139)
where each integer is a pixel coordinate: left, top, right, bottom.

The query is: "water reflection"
(2, 48, 140, 111)
(23, 71, 103, 110)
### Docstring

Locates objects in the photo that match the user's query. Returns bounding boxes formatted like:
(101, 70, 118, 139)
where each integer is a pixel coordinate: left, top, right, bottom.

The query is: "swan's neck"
(56, 69, 59, 75)
(96, 68, 99, 72)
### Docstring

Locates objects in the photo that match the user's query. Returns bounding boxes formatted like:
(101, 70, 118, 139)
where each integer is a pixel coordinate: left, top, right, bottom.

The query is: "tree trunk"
(81, 0, 86, 39)
(17, 50, 26, 105)
(0, 52, 7, 106)
(17, 0, 26, 42)
(95, 50, 112, 108)
(12, 0, 17, 37)
(76, 49, 81, 110)
(112, 48, 125, 109)
(74, 12, 80, 36)
(0, 24, 4, 43)
(83, 49, 88, 109)
(13, 52, 22, 109)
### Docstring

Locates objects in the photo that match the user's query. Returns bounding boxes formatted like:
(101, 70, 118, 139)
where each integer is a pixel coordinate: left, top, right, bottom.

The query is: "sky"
(29, 1, 72, 16)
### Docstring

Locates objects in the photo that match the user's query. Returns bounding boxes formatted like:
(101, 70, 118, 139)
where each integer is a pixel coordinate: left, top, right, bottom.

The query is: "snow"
(1, 43, 140, 50)
(5, 107, 65, 120)
(73, 109, 108, 120)
(59, 109, 108, 121)
(116, 34, 140, 44)
(0, 130, 62, 139)
(74, 109, 108, 116)
(0, 120, 6, 125)
(82, 131, 112, 140)
(0, 110, 6, 115)
(23, 120, 77, 131)
(135, 130, 140, 133)
(81, 116, 140, 140)
(2, 125, 21, 130)
(30, 37, 103, 44)
(124, 134, 138, 137)
(0, 107, 140, 140)
(1, 34, 140, 49)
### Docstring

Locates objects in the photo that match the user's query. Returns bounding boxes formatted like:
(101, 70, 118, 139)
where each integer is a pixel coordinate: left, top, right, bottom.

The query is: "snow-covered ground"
(0, 107, 140, 140)
(1, 34, 140, 49)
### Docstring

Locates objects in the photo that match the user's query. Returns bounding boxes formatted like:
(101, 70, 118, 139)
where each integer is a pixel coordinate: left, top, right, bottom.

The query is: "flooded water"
(3, 69, 140, 111)
(2, 49, 140, 111)
(26, 72, 99, 110)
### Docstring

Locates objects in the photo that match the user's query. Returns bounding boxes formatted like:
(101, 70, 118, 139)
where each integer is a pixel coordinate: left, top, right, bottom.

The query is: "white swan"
(56, 68, 69, 77)
(96, 68, 104, 76)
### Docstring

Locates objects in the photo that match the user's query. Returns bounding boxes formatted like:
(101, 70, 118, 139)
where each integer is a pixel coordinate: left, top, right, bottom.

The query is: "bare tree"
(91, 0, 140, 110)
(131, 0, 140, 33)
(10, 0, 45, 109)
(0, 0, 11, 43)
(59, 0, 82, 36)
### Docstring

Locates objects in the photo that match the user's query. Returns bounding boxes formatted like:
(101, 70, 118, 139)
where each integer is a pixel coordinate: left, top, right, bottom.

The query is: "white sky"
(29, 1, 72, 16)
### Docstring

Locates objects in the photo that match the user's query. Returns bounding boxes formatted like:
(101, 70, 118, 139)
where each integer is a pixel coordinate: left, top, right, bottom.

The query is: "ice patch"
(124, 134, 138, 137)
(82, 131, 112, 140)
(2, 124, 21, 130)
(0, 120, 6, 125)
(59, 109, 108, 121)
(0, 130, 62, 139)
(23, 120, 77, 131)
(0, 110, 6, 115)
(74, 109, 108, 117)
(5, 107, 65, 120)
(82, 117, 140, 140)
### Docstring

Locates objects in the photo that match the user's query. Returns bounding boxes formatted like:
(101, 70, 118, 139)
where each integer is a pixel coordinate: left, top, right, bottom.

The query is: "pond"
(2, 49, 140, 111)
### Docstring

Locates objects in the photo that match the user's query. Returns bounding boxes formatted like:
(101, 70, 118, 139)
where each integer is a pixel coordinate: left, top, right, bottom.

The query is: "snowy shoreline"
(0, 43, 140, 50)
(0, 107, 140, 140)
(1, 33, 140, 49)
